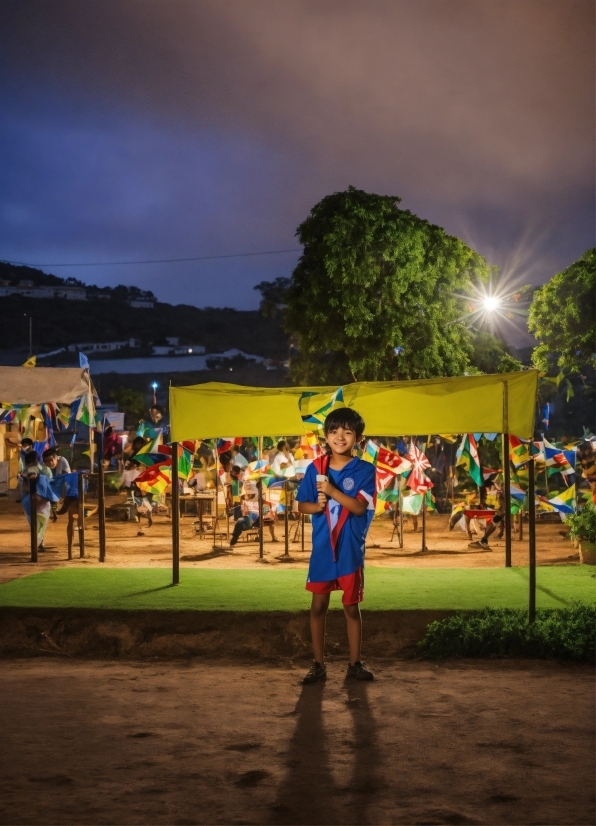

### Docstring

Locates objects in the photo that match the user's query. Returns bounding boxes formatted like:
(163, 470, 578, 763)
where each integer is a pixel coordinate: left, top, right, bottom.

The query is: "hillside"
(0, 263, 288, 359)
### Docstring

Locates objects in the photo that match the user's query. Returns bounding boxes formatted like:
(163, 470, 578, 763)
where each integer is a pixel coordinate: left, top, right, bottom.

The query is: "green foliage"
(497, 353, 524, 373)
(109, 387, 146, 427)
(418, 604, 596, 661)
(254, 277, 291, 319)
(565, 503, 596, 544)
(529, 248, 596, 372)
(285, 186, 489, 384)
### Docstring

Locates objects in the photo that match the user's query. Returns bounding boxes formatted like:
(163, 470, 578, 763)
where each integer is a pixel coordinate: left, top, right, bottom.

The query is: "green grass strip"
(0, 566, 593, 611)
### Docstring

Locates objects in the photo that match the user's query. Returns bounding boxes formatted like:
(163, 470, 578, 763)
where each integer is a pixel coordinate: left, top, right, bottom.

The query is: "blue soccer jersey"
(295, 456, 376, 582)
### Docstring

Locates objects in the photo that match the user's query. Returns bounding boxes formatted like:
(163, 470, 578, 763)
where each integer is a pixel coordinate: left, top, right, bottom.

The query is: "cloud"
(0, 0, 593, 315)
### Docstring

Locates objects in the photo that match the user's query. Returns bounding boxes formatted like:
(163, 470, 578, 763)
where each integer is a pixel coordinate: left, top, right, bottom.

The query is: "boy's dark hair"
(24, 451, 39, 466)
(21, 438, 33, 447)
(42, 448, 57, 460)
(150, 404, 164, 414)
(324, 407, 365, 439)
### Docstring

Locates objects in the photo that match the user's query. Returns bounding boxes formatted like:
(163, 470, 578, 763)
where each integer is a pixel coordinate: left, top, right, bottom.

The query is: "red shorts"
(306, 566, 364, 605)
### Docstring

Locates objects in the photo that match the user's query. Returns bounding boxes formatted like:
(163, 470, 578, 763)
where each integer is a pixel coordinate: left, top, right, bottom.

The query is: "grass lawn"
(0, 566, 593, 611)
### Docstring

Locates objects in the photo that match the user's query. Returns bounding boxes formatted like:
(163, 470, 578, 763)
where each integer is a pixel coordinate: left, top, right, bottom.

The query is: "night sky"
(1, 0, 593, 329)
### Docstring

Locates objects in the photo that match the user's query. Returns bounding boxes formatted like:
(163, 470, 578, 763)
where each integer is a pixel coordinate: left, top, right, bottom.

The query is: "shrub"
(418, 603, 595, 662)
(565, 502, 596, 544)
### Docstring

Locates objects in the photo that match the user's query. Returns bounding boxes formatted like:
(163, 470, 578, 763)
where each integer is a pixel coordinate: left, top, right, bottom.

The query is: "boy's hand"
(316, 479, 334, 497)
(317, 490, 327, 511)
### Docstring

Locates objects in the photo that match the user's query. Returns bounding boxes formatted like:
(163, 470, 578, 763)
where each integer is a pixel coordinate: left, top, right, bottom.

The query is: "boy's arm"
(317, 479, 368, 516)
(298, 494, 326, 515)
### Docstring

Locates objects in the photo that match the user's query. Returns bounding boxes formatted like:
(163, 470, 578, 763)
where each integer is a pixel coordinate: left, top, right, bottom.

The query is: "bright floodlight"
(483, 295, 501, 311)
(151, 382, 158, 390)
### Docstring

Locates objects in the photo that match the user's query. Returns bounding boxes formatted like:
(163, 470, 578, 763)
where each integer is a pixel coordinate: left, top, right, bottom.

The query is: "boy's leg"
(343, 602, 362, 666)
(310, 592, 330, 665)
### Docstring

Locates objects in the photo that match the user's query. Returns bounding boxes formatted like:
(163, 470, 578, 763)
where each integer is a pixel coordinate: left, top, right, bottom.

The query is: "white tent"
(0, 367, 90, 405)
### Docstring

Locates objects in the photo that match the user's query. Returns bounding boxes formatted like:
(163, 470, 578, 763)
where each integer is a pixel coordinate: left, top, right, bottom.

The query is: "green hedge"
(418, 603, 596, 662)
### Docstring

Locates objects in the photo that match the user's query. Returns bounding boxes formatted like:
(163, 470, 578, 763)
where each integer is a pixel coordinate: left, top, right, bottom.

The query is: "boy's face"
(325, 425, 359, 456)
(43, 454, 58, 469)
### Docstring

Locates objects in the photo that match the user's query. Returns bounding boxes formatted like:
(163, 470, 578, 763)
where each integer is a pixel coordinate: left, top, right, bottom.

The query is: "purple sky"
(1, 0, 593, 339)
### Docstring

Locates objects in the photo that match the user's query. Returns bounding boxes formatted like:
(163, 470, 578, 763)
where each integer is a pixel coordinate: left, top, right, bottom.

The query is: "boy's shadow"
(270, 679, 381, 825)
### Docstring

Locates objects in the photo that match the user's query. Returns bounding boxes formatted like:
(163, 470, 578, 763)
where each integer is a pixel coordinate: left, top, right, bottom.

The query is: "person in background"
(271, 440, 296, 477)
(20, 451, 60, 552)
(42, 448, 72, 522)
(137, 404, 169, 439)
(226, 481, 278, 547)
(102, 425, 123, 469)
(230, 444, 248, 468)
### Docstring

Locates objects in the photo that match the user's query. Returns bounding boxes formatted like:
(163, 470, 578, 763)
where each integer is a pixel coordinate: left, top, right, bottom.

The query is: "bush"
(418, 603, 595, 662)
(565, 502, 596, 544)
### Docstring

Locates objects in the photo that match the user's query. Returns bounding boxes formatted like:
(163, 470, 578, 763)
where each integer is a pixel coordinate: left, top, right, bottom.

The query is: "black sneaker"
(302, 662, 327, 684)
(347, 661, 374, 681)
(468, 539, 490, 550)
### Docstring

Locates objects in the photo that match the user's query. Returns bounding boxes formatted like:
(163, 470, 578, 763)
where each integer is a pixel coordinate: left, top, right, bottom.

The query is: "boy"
(296, 407, 376, 684)
(20, 451, 60, 551)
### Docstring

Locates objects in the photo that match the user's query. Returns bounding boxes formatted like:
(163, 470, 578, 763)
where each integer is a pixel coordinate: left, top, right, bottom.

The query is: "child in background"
(20, 451, 60, 551)
(227, 481, 278, 546)
(296, 407, 376, 684)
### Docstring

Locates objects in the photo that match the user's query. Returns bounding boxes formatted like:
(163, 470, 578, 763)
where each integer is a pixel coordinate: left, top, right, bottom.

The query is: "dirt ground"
(0, 494, 580, 583)
(0, 658, 593, 826)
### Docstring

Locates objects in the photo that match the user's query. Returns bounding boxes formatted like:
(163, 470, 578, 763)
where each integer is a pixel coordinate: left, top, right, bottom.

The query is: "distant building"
(128, 299, 155, 308)
(165, 337, 179, 346)
(0, 284, 88, 300)
(151, 344, 205, 356)
(67, 338, 141, 353)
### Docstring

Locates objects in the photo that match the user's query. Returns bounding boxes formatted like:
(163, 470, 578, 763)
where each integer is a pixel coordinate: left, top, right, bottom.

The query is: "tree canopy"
(528, 248, 596, 372)
(284, 187, 490, 384)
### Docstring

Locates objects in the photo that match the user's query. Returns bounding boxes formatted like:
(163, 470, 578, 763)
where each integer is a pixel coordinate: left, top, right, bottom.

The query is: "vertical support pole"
(518, 510, 524, 542)
(172, 442, 180, 585)
(421, 495, 427, 552)
(284, 479, 289, 556)
(86, 372, 95, 471)
(398, 481, 404, 549)
(77, 472, 85, 559)
(213, 448, 219, 547)
(528, 457, 536, 623)
(502, 381, 512, 568)
(97, 427, 106, 563)
(29, 475, 38, 563)
(258, 479, 264, 559)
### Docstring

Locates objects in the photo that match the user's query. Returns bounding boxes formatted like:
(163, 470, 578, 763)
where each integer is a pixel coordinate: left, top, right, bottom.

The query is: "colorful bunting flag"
(298, 386, 359, 436)
(406, 443, 434, 493)
(455, 434, 482, 486)
(543, 438, 575, 477)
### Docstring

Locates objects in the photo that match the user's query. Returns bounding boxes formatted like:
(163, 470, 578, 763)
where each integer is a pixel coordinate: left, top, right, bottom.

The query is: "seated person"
(42, 448, 72, 522)
(227, 481, 278, 547)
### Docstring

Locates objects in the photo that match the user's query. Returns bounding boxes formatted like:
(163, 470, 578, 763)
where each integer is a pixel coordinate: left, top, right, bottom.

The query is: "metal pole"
(29, 316, 33, 359)
(398, 481, 404, 549)
(284, 479, 289, 556)
(172, 442, 180, 585)
(421, 494, 427, 552)
(97, 428, 106, 563)
(528, 457, 536, 623)
(502, 381, 512, 568)
(77, 472, 85, 559)
(518, 509, 523, 542)
(258, 479, 264, 559)
(29, 475, 38, 563)
(213, 448, 219, 548)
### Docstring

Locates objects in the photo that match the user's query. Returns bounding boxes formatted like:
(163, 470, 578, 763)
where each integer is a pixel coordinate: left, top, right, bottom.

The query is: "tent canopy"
(170, 370, 538, 441)
(0, 367, 90, 405)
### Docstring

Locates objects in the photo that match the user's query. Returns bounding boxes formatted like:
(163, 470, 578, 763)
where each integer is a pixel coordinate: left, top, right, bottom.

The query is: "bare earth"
(0, 658, 593, 826)
(1, 497, 592, 825)
(0, 494, 580, 583)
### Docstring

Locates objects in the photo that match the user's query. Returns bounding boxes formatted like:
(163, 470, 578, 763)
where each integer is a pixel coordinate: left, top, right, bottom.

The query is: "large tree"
(285, 187, 489, 384)
(528, 248, 596, 372)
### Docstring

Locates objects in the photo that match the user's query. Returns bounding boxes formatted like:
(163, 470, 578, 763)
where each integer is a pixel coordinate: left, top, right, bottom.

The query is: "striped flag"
(456, 434, 482, 486)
